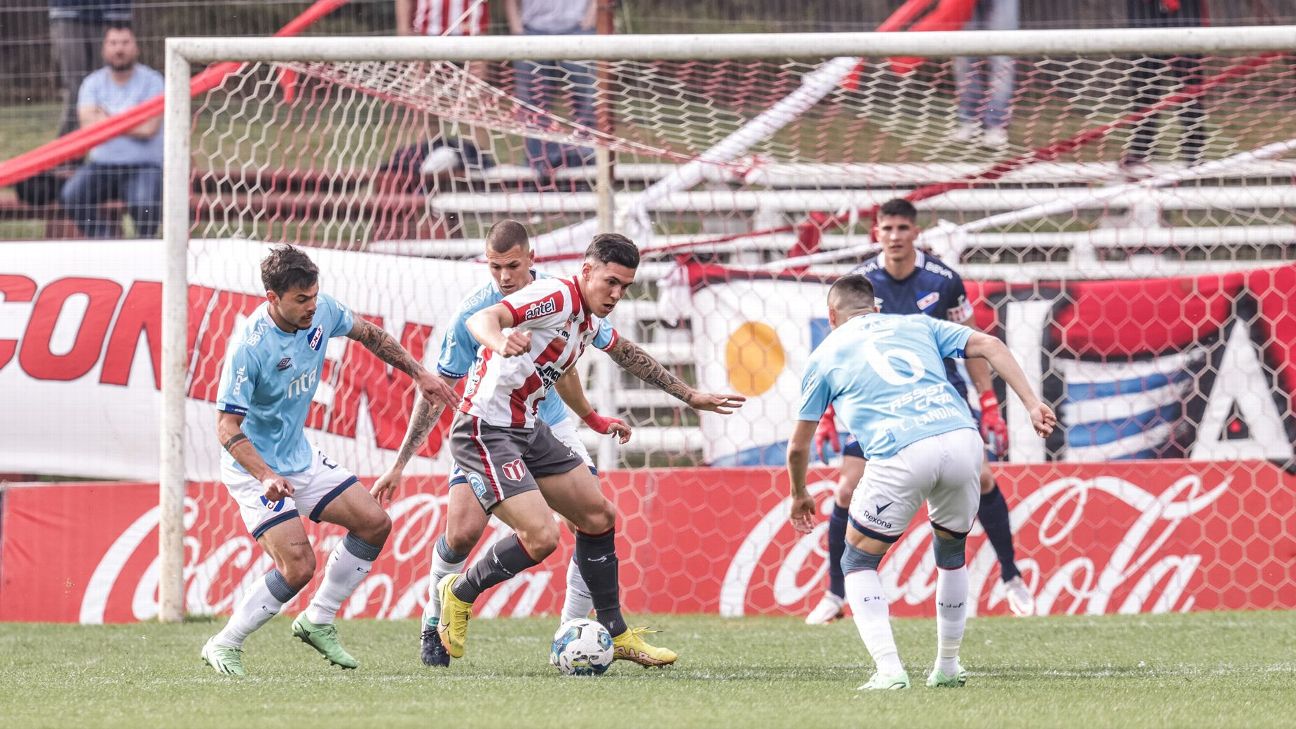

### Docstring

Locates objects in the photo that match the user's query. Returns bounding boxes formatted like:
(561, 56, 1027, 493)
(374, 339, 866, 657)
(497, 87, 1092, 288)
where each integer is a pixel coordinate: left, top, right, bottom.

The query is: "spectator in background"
(59, 24, 163, 238)
(950, 0, 1018, 150)
(505, 0, 598, 177)
(49, 1, 133, 137)
(396, 0, 489, 37)
(1122, 0, 1208, 176)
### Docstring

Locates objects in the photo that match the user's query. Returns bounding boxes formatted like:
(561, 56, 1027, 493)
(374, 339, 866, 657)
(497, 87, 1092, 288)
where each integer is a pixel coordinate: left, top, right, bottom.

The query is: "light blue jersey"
(216, 293, 355, 475)
(798, 313, 977, 460)
(437, 271, 615, 426)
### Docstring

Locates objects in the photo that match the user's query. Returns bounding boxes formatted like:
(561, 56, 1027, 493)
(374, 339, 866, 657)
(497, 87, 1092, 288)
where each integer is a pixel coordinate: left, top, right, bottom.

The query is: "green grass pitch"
(2, 611, 1294, 728)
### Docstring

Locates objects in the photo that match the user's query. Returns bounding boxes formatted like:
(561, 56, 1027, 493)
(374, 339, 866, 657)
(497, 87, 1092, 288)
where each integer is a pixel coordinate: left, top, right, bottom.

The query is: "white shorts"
(848, 428, 983, 542)
(220, 448, 359, 538)
(448, 415, 594, 488)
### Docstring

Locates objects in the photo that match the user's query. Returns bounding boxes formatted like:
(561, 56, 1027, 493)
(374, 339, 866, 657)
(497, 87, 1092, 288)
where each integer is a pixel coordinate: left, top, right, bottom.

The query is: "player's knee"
(932, 533, 967, 570)
(517, 521, 560, 560)
(835, 478, 857, 506)
(445, 523, 482, 557)
(358, 510, 392, 546)
(279, 551, 317, 588)
(840, 542, 884, 575)
(577, 498, 615, 535)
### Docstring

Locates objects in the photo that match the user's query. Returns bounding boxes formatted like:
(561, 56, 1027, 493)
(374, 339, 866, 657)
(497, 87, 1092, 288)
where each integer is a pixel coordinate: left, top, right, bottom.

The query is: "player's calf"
(931, 529, 970, 685)
(842, 541, 905, 681)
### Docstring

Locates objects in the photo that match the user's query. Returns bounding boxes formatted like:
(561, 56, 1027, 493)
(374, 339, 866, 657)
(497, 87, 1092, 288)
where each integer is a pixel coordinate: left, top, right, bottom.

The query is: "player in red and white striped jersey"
(396, 0, 489, 37)
(435, 233, 745, 667)
(458, 274, 610, 428)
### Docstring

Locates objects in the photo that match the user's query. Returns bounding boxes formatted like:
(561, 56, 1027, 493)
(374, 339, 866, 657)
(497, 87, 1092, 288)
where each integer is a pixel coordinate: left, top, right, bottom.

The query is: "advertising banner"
(3, 461, 1291, 622)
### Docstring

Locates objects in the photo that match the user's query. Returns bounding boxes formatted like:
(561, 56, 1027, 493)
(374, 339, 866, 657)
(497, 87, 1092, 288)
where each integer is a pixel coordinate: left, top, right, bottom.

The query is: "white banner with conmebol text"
(0, 239, 492, 481)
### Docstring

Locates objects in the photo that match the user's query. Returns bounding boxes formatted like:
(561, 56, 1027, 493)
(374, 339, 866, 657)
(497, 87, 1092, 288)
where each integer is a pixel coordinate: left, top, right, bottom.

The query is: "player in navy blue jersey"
(805, 198, 1036, 624)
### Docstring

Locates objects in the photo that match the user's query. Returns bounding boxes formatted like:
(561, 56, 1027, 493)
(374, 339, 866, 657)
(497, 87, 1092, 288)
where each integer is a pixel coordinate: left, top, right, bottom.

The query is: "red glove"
(979, 390, 1009, 458)
(583, 411, 631, 444)
(814, 406, 841, 463)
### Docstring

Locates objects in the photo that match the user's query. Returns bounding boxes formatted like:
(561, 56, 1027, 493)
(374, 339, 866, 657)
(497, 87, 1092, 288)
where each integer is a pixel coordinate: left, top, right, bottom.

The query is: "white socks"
(305, 533, 381, 625)
(560, 556, 594, 623)
(845, 569, 903, 675)
(213, 571, 296, 648)
(422, 539, 468, 627)
(935, 566, 969, 675)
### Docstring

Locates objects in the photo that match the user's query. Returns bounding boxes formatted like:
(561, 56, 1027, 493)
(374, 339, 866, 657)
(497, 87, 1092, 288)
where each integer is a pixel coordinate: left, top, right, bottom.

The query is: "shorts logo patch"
(276, 357, 293, 371)
(467, 472, 489, 500)
(876, 502, 893, 515)
(501, 458, 527, 481)
(260, 495, 286, 512)
(308, 326, 324, 351)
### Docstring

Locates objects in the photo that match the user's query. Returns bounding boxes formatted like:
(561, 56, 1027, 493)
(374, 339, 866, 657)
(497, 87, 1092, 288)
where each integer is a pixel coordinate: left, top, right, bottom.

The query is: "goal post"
(160, 28, 1296, 622)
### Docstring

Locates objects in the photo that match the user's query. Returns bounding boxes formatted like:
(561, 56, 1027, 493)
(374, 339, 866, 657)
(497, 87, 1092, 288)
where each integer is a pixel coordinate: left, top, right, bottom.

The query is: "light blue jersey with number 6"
(797, 313, 977, 460)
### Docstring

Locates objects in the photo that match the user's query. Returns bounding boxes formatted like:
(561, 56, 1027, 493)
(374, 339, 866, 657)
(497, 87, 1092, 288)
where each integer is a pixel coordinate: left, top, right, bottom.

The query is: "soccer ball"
(549, 618, 614, 676)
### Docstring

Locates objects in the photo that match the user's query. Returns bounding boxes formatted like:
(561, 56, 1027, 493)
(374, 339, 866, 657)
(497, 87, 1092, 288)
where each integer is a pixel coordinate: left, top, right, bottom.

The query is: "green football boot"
(201, 638, 247, 677)
(291, 614, 359, 669)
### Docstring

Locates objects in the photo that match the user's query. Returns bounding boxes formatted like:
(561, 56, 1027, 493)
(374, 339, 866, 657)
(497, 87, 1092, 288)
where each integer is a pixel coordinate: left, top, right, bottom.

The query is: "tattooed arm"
(604, 336, 745, 414)
(348, 318, 457, 408)
(371, 375, 459, 505)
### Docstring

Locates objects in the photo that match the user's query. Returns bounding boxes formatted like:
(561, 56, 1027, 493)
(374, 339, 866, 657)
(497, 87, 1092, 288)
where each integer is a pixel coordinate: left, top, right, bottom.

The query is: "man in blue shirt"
(806, 198, 1037, 624)
(59, 24, 162, 238)
(200, 245, 458, 677)
(787, 274, 1055, 690)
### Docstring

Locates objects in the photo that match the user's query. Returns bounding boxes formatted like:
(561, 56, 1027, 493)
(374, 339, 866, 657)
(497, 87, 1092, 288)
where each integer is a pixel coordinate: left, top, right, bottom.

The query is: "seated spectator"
(60, 24, 163, 238)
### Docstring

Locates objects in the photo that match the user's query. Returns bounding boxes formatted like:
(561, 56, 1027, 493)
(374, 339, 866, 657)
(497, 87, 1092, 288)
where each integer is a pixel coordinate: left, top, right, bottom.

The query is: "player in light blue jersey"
(201, 245, 458, 677)
(373, 220, 742, 668)
(786, 275, 1055, 691)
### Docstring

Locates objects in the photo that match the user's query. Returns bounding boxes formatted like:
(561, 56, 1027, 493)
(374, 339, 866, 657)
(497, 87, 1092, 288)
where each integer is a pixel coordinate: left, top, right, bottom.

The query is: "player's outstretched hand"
(261, 475, 293, 502)
(370, 468, 402, 506)
(814, 412, 840, 463)
(583, 411, 632, 444)
(417, 370, 458, 408)
(499, 329, 532, 357)
(978, 391, 1009, 458)
(789, 493, 817, 535)
(687, 391, 746, 415)
(1029, 402, 1057, 438)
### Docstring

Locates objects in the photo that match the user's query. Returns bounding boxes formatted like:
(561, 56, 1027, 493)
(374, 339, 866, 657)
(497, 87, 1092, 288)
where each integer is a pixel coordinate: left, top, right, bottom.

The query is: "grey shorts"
(449, 412, 586, 512)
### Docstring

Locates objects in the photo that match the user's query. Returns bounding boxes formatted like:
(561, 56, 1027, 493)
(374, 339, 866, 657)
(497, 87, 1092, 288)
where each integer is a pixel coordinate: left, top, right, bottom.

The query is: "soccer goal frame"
(159, 27, 1296, 622)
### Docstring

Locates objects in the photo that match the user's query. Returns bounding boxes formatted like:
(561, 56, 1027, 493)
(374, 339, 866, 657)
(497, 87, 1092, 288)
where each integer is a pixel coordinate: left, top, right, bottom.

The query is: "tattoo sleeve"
(392, 393, 447, 471)
(351, 318, 422, 378)
(606, 337, 692, 404)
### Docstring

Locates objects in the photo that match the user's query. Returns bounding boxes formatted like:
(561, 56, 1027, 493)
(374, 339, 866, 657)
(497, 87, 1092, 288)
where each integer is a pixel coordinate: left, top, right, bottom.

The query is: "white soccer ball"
(549, 618, 614, 676)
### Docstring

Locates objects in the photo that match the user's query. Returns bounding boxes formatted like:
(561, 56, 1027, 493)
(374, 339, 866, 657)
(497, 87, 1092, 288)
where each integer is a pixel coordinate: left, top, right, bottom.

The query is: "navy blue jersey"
(850, 251, 975, 399)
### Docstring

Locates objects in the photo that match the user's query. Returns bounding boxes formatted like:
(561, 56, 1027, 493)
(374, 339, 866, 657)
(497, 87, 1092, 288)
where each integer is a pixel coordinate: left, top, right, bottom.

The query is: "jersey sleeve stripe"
(501, 299, 521, 324)
(598, 327, 619, 351)
(218, 404, 248, 416)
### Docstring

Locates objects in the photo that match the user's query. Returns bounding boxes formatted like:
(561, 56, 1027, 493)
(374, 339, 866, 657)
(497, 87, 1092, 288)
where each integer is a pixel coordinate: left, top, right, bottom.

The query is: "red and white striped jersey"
(459, 277, 619, 428)
(414, 0, 489, 36)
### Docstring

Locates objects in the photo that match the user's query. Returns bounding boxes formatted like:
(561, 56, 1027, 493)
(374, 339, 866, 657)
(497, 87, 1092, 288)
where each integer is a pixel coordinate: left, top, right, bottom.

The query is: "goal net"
(155, 29, 1296, 623)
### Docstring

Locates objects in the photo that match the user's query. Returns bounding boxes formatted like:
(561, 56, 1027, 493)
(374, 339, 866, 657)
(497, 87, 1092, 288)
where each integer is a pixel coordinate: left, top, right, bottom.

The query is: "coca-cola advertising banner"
(3, 461, 1292, 622)
(0, 239, 503, 481)
(680, 262, 1296, 467)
